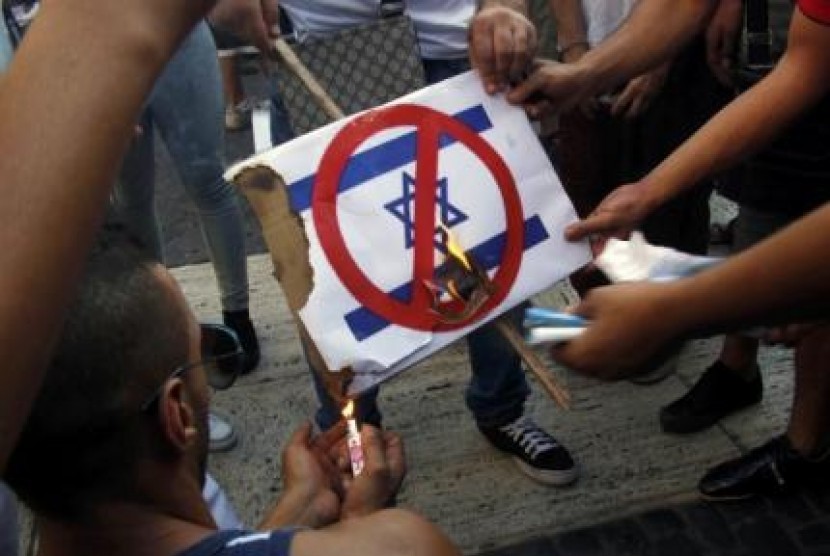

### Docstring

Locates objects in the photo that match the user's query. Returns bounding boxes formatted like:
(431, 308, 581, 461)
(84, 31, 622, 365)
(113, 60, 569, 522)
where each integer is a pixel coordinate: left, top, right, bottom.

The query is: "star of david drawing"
(384, 172, 468, 252)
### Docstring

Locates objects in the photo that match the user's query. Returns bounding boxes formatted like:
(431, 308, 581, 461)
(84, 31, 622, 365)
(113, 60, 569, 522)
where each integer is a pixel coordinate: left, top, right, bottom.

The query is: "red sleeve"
(798, 0, 830, 24)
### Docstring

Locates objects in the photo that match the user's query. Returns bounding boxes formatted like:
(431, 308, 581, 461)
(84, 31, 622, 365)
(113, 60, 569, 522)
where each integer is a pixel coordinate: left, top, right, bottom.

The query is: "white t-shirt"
(280, 0, 474, 60)
(580, 0, 637, 47)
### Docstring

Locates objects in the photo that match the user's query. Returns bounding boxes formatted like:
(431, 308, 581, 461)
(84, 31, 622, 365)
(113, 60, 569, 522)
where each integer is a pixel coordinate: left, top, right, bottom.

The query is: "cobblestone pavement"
(479, 488, 830, 556)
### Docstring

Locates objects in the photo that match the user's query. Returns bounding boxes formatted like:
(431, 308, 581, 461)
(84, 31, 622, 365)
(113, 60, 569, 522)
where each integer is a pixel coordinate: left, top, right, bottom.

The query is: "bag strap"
(744, 0, 772, 69)
(379, 0, 405, 18)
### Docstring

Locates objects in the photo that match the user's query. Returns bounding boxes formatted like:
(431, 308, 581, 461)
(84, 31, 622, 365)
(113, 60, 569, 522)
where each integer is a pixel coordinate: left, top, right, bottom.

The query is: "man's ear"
(157, 379, 199, 452)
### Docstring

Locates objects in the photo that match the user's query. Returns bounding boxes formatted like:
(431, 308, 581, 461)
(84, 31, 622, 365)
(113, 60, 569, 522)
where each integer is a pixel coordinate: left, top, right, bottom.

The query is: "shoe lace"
(500, 417, 557, 459)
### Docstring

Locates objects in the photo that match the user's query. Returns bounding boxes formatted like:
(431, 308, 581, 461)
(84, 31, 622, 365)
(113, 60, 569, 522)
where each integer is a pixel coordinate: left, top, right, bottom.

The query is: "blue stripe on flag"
(344, 215, 550, 341)
(287, 105, 493, 213)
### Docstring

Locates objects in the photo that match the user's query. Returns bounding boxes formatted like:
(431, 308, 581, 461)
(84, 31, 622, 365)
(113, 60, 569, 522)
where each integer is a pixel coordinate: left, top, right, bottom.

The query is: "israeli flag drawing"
(227, 71, 591, 394)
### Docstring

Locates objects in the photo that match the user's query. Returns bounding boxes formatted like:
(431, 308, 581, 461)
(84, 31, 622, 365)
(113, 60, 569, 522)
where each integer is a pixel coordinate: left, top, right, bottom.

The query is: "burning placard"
(227, 71, 590, 395)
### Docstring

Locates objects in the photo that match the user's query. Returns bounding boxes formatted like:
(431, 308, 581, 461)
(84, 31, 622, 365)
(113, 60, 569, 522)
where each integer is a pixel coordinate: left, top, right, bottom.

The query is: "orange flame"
(439, 223, 472, 272)
(342, 399, 355, 419)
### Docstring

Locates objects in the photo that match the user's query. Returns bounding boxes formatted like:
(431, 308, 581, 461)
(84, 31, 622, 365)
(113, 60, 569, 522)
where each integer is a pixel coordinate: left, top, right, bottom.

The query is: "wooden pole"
(494, 318, 571, 409)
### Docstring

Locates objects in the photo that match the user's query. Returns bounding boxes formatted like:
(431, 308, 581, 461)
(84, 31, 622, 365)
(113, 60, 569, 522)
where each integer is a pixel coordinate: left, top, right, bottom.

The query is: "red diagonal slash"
(312, 104, 524, 332)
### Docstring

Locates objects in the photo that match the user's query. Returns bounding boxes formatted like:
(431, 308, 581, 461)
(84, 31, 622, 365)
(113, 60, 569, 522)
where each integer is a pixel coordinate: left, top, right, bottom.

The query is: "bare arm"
(509, 0, 715, 113)
(565, 8, 830, 241)
(549, 0, 588, 61)
(642, 9, 830, 209)
(552, 202, 830, 379)
(0, 0, 214, 474)
(292, 509, 461, 556)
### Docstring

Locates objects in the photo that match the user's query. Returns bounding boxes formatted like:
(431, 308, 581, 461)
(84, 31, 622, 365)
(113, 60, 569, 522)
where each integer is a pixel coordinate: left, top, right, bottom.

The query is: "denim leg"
(0, 482, 18, 556)
(424, 57, 530, 426)
(422, 58, 471, 85)
(268, 73, 297, 147)
(113, 112, 164, 260)
(465, 304, 530, 427)
(302, 338, 382, 430)
(149, 22, 249, 312)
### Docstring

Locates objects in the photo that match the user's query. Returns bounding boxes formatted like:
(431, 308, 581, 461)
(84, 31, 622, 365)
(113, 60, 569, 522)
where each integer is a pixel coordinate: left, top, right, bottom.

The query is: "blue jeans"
(112, 22, 249, 311)
(273, 56, 530, 429)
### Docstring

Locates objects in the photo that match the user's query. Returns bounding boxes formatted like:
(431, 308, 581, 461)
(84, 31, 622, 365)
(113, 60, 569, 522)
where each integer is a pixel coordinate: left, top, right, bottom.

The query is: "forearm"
(0, 1, 206, 471)
(575, 0, 714, 97)
(666, 203, 830, 336)
(549, 0, 587, 53)
(638, 9, 830, 210)
(291, 509, 461, 556)
(258, 488, 326, 530)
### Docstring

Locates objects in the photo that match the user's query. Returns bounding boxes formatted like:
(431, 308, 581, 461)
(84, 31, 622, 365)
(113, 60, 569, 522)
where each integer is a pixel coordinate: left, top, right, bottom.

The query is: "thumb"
(288, 421, 314, 448)
(564, 212, 619, 242)
(358, 425, 386, 471)
(262, 0, 280, 35)
(507, 71, 543, 105)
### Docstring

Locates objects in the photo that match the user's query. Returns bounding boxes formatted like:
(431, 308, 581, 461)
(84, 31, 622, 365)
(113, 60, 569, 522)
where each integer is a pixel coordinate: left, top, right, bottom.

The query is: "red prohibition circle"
(312, 104, 524, 331)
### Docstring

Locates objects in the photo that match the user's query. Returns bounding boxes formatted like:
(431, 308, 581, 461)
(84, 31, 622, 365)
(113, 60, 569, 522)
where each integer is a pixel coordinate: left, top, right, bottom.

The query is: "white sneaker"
(209, 412, 238, 452)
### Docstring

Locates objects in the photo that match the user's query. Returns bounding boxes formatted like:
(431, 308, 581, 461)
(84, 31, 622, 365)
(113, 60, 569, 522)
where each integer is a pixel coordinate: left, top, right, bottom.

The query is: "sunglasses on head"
(140, 323, 244, 412)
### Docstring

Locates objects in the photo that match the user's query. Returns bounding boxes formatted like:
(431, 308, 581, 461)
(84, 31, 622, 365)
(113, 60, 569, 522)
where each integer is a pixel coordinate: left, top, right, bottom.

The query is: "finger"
(508, 27, 530, 82)
(359, 425, 388, 474)
(548, 335, 591, 374)
(312, 419, 348, 453)
(470, 23, 497, 93)
(564, 212, 620, 242)
(526, 25, 539, 65)
(288, 421, 314, 448)
(246, 8, 274, 56)
(261, 0, 280, 36)
(522, 98, 552, 119)
(610, 87, 634, 118)
(507, 70, 541, 105)
(627, 93, 647, 120)
(382, 431, 407, 486)
(492, 25, 515, 86)
(714, 58, 734, 88)
(588, 234, 609, 257)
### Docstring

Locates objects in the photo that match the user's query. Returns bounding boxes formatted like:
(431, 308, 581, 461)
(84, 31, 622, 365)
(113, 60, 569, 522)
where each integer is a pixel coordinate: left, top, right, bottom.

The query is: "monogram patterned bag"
(274, 4, 426, 135)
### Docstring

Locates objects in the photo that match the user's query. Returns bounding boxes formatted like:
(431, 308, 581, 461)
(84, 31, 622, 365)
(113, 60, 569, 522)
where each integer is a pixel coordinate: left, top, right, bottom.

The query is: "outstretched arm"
(0, 0, 213, 473)
(565, 7, 830, 242)
(552, 202, 830, 379)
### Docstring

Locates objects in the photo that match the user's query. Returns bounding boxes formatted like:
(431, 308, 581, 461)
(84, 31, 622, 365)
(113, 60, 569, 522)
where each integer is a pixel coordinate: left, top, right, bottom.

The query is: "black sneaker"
(659, 361, 762, 434)
(223, 309, 260, 374)
(479, 416, 578, 486)
(699, 435, 830, 500)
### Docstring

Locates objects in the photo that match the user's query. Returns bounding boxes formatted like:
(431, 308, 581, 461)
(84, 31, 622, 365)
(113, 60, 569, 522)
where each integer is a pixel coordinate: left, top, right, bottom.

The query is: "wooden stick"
(494, 318, 571, 409)
(273, 38, 346, 120)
